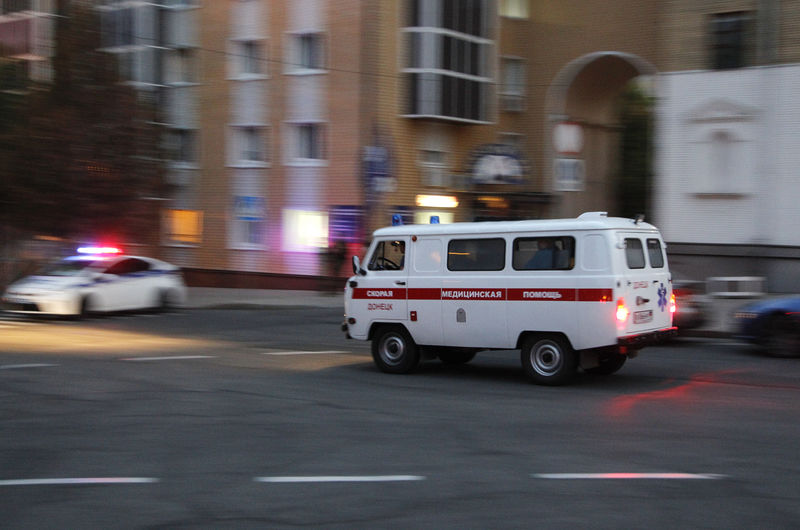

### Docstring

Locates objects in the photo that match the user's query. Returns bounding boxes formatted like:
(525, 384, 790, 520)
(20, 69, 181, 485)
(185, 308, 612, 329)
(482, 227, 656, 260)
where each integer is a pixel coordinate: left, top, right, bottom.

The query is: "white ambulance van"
(342, 212, 677, 385)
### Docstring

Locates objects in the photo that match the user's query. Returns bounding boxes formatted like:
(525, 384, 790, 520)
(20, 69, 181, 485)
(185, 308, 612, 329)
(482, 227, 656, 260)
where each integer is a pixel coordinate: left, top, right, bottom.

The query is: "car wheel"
(584, 351, 627, 375)
(79, 295, 94, 318)
(520, 335, 578, 386)
(763, 314, 800, 358)
(438, 348, 477, 365)
(371, 326, 420, 374)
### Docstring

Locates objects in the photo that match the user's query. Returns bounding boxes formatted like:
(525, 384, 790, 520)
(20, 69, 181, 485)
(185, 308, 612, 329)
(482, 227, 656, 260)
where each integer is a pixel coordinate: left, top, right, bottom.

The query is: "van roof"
(373, 212, 660, 237)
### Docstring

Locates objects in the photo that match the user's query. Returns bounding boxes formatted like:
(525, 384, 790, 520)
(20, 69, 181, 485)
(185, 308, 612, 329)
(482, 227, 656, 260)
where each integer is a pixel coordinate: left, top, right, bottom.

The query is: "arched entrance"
(546, 52, 657, 218)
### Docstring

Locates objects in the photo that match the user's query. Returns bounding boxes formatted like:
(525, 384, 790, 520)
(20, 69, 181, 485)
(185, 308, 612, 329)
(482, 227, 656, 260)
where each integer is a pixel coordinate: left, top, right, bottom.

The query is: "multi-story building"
(0, 0, 54, 88)
(169, 0, 668, 287)
(654, 0, 800, 291)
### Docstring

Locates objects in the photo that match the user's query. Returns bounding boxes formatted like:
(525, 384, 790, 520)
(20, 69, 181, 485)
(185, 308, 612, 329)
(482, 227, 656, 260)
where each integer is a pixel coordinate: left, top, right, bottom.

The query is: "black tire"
(79, 295, 93, 318)
(763, 314, 800, 358)
(584, 351, 627, 375)
(438, 348, 477, 365)
(520, 335, 578, 386)
(158, 290, 174, 312)
(371, 326, 420, 374)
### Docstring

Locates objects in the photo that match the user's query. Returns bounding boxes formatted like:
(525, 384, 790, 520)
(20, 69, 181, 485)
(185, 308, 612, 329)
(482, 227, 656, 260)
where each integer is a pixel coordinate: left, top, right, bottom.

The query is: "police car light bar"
(77, 246, 121, 255)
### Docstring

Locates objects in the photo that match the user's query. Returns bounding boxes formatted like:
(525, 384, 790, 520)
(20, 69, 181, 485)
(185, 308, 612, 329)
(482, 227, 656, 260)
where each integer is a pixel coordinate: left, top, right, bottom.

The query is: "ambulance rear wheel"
(372, 326, 420, 374)
(521, 335, 578, 386)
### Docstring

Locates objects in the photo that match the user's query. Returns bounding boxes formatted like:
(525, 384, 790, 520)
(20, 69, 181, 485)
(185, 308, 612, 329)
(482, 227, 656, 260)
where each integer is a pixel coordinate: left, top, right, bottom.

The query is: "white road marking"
(0, 477, 159, 486)
(0, 363, 58, 370)
(261, 350, 349, 356)
(532, 473, 726, 480)
(254, 475, 425, 483)
(120, 355, 216, 362)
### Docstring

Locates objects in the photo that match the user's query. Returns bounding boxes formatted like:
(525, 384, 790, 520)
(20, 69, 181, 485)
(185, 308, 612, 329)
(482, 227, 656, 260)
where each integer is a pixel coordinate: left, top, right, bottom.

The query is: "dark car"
(672, 280, 709, 332)
(733, 296, 800, 357)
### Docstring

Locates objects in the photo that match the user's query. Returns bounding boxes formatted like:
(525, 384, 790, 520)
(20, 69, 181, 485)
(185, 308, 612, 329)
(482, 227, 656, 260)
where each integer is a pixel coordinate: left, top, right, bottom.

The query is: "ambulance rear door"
(350, 238, 408, 332)
(617, 232, 672, 337)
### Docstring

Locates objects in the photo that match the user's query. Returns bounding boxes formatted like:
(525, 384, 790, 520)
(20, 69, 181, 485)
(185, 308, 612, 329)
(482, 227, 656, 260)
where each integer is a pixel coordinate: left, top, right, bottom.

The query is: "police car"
(1, 247, 186, 317)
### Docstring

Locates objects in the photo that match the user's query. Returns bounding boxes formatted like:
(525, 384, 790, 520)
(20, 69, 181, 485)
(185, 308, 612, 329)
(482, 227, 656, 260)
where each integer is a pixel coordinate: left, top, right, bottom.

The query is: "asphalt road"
(1, 308, 799, 529)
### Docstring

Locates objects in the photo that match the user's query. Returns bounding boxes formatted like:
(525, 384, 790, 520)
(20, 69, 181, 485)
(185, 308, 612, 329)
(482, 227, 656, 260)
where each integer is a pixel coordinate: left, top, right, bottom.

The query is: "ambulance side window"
(447, 238, 505, 271)
(625, 238, 646, 269)
(646, 239, 664, 268)
(368, 240, 405, 271)
(513, 236, 574, 270)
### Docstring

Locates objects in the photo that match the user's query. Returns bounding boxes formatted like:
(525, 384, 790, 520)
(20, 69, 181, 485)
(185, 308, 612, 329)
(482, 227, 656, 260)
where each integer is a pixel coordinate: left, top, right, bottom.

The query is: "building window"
(166, 128, 197, 164)
(710, 12, 751, 70)
(500, 0, 529, 19)
(100, 6, 135, 49)
(288, 32, 326, 72)
(232, 196, 266, 248)
(288, 123, 325, 161)
(2, 0, 31, 14)
(164, 47, 196, 84)
(164, 209, 203, 245)
(233, 39, 265, 76)
(500, 57, 524, 112)
(419, 149, 448, 187)
(404, 1, 493, 123)
(231, 125, 268, 164)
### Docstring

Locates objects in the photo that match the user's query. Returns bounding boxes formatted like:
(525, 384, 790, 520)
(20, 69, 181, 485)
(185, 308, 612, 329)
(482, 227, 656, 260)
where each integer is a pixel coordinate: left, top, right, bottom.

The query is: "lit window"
(165, 209, 203, 244)
(500, 0, 529, 19)
(282, 209, 329, 252)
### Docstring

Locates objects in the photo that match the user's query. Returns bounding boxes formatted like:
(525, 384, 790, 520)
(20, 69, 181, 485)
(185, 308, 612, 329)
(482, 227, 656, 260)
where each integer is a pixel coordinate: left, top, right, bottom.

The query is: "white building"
(655, 64, 800, 293)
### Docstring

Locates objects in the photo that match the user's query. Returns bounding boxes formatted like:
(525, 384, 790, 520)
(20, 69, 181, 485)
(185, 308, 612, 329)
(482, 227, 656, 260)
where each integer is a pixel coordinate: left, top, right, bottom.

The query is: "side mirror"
(352, 256, 366, 276)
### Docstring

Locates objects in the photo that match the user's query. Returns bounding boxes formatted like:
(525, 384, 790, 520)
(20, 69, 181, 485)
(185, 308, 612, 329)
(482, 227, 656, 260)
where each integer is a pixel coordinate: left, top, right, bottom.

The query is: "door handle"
(395, 281, 406, 286)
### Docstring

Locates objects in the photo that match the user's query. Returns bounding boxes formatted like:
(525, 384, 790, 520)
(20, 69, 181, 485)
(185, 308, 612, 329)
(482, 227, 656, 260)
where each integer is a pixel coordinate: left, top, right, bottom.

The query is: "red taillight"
(616, 298, 629, 323)
(670, 293, 677, 314)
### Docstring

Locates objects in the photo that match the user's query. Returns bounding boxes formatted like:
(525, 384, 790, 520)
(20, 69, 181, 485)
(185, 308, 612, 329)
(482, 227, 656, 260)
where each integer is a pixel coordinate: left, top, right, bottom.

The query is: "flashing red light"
(616, 298, 629, 324)
(77, 246, 121, 255)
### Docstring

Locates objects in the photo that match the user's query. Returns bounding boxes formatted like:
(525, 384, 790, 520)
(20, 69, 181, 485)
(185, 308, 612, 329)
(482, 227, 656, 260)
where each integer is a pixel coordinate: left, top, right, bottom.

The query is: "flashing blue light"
(391, 214, 403, 226)
(429, 216, 440, 224)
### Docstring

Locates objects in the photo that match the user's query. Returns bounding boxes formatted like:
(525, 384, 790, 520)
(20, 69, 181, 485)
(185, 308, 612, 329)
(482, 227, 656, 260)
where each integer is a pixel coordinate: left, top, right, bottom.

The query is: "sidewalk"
(186, 287, 765, 338)
(186, 287, 344, 310)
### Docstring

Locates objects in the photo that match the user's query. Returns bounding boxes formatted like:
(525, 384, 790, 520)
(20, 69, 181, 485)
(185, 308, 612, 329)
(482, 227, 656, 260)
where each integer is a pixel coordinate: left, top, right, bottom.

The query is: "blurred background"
(1, 0, 798, 294)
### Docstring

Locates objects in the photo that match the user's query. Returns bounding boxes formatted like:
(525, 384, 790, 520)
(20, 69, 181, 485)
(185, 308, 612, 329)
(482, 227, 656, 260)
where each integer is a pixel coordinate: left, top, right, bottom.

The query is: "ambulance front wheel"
(521, 335, 578, 386)
(372, 326, 420, 374)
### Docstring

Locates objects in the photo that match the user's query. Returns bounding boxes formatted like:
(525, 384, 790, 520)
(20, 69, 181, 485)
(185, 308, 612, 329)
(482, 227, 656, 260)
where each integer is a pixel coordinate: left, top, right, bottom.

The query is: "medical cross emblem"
(657, 283, 668, 312)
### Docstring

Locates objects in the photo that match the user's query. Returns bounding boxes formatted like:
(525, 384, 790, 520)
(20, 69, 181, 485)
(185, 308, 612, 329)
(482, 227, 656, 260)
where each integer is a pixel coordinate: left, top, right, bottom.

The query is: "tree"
(615, 83, 653, 219)
(0, 2, 165, 249)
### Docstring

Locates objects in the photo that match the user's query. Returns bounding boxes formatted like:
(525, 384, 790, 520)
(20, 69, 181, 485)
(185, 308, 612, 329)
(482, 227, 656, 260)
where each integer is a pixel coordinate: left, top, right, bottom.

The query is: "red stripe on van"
(577, 288, 614, 302)
(507, 288, 575, 301)
(408, 288, 441, 300)
(351, 288, 407, 300)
